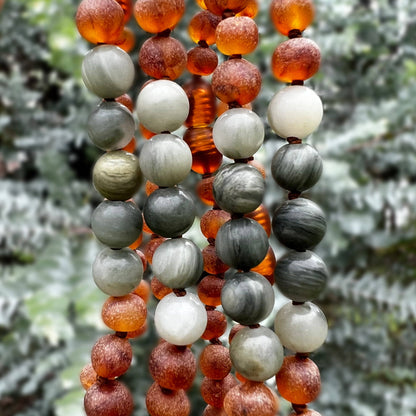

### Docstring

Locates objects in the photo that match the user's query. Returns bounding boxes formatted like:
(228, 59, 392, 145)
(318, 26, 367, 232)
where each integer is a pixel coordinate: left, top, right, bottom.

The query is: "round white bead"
(154, 292, 207, 345)
(136, 80, 190, 133)
(267, 86, 323, 139)
(213, 108, 264, 159)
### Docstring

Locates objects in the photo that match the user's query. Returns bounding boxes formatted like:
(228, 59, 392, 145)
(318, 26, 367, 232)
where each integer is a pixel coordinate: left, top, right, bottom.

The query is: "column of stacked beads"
(76, 2, 148, 416)
(267, 1, 328, 415)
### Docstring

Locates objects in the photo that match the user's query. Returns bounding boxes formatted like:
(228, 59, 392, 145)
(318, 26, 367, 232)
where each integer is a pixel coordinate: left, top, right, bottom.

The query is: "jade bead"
(152, 238, 203, 289)
(221, 271, 274, 325)
(213, 163, 265, 214)
(87, 101, 135, 151)
(274, 302, 328, 353)
(93, 247, 143, 296)
(230, 326, 283, 381)
(143, 187, 196, 238)
(82, 45, 135, 99)
(91, 200, 143, 248)
(274, 250, 328, 302)
(93, 151, 142, 201)
(139, 134, 192, 187)
(215, 218, 269, 271)
(272, 198, 326, 251)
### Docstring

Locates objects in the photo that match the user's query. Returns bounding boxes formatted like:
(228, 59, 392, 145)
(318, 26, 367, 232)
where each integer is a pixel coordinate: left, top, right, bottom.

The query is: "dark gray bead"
(271, 144, 322, 192)
(221, 271, 274, 325)
(274, 250, 328, 302)
(143, 187, 196, 238)
(213, 163, 265, 214)
(91, 200, 143, 249)
(272, 198, 326, 251)
(216, 218, 269, 271)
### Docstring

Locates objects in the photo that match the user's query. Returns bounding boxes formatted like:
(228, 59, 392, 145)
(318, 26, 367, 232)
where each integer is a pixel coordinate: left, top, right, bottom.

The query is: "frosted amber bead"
(202, 244, 229, 274)
(271, 38, 321, 83)
(289, 409, 322, 416)
(115, 27, 136, 53)
(187, 46, 219, 76)
(116, 93, 134, 112)
(201, 374, 238, 408)
(216, 16, 258, 56)
(80, 363, 97, 390)
(200, 209, 231, 240)
(236, 0, 258, 18)
(197, 176, 216, 206)
(146, 382, 190, 416)
(198, 275, 225, 306)
(189, 10, 221, 45)
(144, 237, 167, 264)
(201, 309, 227, 340)
(133, 279, 150, 303)
(204, 0, 249, 16)
(115, 0, 133, 23)
(126, 319, 148, 338)
(245, 204, 272, 237)
(228, 323, 245, 343)
(151, 276, 173, 300)
(203, 406, 227, 416)
(199, 344, 232, 379)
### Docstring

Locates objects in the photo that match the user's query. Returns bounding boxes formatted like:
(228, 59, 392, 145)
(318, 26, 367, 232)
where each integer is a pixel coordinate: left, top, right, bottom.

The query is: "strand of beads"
(267, 1, 328, 415)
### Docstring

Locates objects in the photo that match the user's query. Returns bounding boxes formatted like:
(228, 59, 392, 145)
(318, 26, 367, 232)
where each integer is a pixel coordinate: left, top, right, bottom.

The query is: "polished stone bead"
(274, 250, 328, 302)
(274, 302, 328, 353)
(143, 187, 196, 238)
(213, 163, 265, 214)
(230, 326, 283, 381)
(139, 134, 192, 187)
(271, 143, 322, 192)
(152, 238, 203, 289)
(221, 271, 274, 325)
(91, 200, 143, 248)
(272, 198, 326, 251)
(216, 218, 269, 271)
(93, 247, 143, 296)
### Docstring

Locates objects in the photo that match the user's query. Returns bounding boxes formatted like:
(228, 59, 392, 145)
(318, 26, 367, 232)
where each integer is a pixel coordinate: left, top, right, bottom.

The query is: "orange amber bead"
(128, 231, 142, 249)
(133, 279, 150, 303)
(146, 382, 190, 416)
(198, 274, 225, 306)
(289, 409, 322, 416)
(228, 323, 246, 343)
(187, 46, 219, 76)
(189, 11, 221, 45)
(142, 217, 153, 234)
(144, 236, 167, 264)
(196, 0, 208, 9)
(203, 406, 227, 416)
(102, 294, 147, 332)
(116, 94, 134, 112)
(116, 27, 136, 53)
(134, 0, 185, 33)
(251, 246, 276, 285)
(199, 344, 232, 380)
(216, 100, 251, 117)
(215, 16, 258, 56)
(201, 309, 227, 340)
(151, 276, 173, 299)
(135, 249, 147, 271)
(115, 0, 134, 23)
(245, 204, 272, 237)
(271, 38, 321, 82)
(270, 0, 315, 36)
(212, 58, 261, 105)
(201, 374, 238, 408)
(80, 363, 97, 390)
(197, 176, 216, 206)
(76, 0, 124, 45)
(140, 123, 156, 139)
(145, 180, 159, 196)
(126, 319, 148, 338)
(204, 0, 249, 16)
(200, 209, 231, 240)
(276, 355, 321, 405)
(236, 0, 258, 18)
(202, 244, 229, 274)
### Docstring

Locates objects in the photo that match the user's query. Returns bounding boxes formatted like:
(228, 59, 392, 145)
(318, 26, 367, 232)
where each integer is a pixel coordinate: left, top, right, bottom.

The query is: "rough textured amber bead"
(187, 46, 219, 76)
(204, 0, 249, 16)
(216, 17, 258, 56)
(146, 382, 190, 416)
(116, 0, 133, 23)
(116, 27, 136, 53)
(289, 409, 322, 416)
(133, 279, 151, 303)
(139, 36, 187, 80)
(201, 309, 227, 340)
(203, 405, 227, 416)
(200, 209, 231, 240)
(270, 0, 315, 36)
(276, 355, 321, 405)
(126, 320, 148, 338)
(212, 59, 261, 105)
(236, 0, 258, 18)
(202, 244, 229, 274)
(189, 10, 221, 45)
(197, 176, 216, 206)
(76, 0, 124, 45)
(251, 246, 276, 285)
(201, 374, 238, 408)
(144, 237, 167, 264)
(134, 0, 185, 33)
(116, 94, 134, 112)
(228, 323, 245, 343)
(102, 294, 147, 332)
(80, 363, 97, 390)
(245, 204, 272, 237)
(199, 344, 232, 379)
(151, 276, 173, 300)
(183, 127, 223, 175)
(198, 275, 225, 306)
(272, 38, 321, 82)
(217, 100, 251, 117)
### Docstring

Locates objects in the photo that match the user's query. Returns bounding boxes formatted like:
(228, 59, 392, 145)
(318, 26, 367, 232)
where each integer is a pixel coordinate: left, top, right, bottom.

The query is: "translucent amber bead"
(146, 382, 190, 416)
(196, 0, 207, 8)
(236, 0, 258, 18)
(189, 10, 221, 45)
(201, 309, 227, 340)
(126, 319, 148, 338)
(200, 209, 231, 240)
(216, 16, 258, 56)
(139, 36, 187, 80)
(197, 176, 216, 206)
(217, 100, 251, 117)
(198, 275, 225, 306)
(133, 279, 150, 303)
(204, 0, 249, 16)
(134, 0, 185, 33)
(251, 246, 276, 285)
(202, 244, 229, 274)
(151, 276, 173, 299)
(271, 38, 321, 83)
(123, 137, 136, 153)
(245, 204, 272, 237)
(140, 123, 156, 139)
(80, 363, 97, 390)
(200, 344, 232, 380)
(115, 27, 136, 53)
(144, 237, 167, 264)
(116, 0, 134, 23)
(187, 46, 219, 76)
(201, 374, 238, 408)
(270, 0, 315, 36)
(116, 93, 134, 112)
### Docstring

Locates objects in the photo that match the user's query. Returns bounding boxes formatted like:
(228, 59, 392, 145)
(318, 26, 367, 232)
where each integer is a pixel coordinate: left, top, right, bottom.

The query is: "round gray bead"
(221, 271, 274, 325)
(92, 247, 143, 296)
(271, 144, 322, 192)
(272, 198, 326, 251)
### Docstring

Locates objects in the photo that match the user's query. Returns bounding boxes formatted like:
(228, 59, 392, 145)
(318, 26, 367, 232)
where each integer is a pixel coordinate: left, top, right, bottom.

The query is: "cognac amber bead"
(270, 0, 315, 36)
(212, 59, 261, 105)
(197, 176, 216, 206)
(199, 344, 232, 380)
(126, 319, 148, 338)
(115, 0, 133, 23)
(204, 0, 249, 16)
(201, 374, 238, 408)
(144, 236, 167, 264)
(271, 38, 321, 83)
(80, 363, 97, 390)
(251, 246, 276, 285)
(123, 137, 136, 153)
(215, 16, 258, 56)
(217, 100, 251, 117)
(187, 46, 219, 76)
(140, 123, 156, 139)
(245, 204, 272, 237)
(228, 323, 246, 343)
(289, 409, 322, 416)
(202, 244, 229, 274)
(145, 180, 159, 196)
(128, 232, 142, 249)
(151, 276, 173, 300)
(189, 10, 221, 45)
(236, 0, 258, 18)
(196, 0, 208, 9)
(201, 309, 227, 340)
(146, 382, 190, 416)
(116, 94, 134, 112)
(133, 279, 151, 303)
(116, 27, 136, 53)
(200, 209, 231, 240)
(198, 274, 225, 306)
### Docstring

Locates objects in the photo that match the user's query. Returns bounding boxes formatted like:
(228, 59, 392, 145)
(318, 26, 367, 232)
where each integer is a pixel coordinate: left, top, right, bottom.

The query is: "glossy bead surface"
(82, 45, 135, 99)
(274, 302, 328, 353)
(199, 344, 232, 380)
(187, 46, 219, 76)
(237, 0, 258, 18)
(188, 10, 221, 45)
(146, 382, 190, 416)
(221, 271, 274, 325)
(213, 108, 264, 159)
(154, 292, 207, 345)
(201, 374, 238, 408)
(230, 326, 283, 381)
(267, 86, 323, 139)
(271, 143, 322, 192)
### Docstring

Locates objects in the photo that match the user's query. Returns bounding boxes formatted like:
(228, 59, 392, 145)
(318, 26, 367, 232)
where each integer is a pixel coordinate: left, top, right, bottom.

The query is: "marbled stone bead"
(274, 302, 328, 353)
(272, 198, 326, 251)
(271, 143, 322, 192)
(91, 200, 143, 248)
(274, 250, 328, 302)
(221, 271, 274, 325)
(143, 187, 196, 238)
(93, 151, 142, 201)
(87, 100, 135, 151)
(92, 247, 143, 296)
(213, 163, 265, 214)
(230, 326, 283, 381)
(152, 238, 203, 289)
(139, 134, 192, 187)
(216, 218, 269, 271)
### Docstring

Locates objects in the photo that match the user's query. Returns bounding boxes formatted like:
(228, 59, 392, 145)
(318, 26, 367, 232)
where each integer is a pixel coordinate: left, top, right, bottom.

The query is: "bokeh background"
(1, 0, 416, 415)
